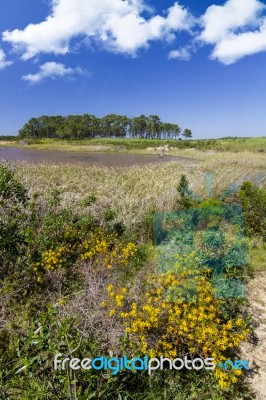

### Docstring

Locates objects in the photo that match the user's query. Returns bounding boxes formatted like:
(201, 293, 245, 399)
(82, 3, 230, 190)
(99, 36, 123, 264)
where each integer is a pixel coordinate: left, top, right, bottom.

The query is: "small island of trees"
(18, 114, 192, 140)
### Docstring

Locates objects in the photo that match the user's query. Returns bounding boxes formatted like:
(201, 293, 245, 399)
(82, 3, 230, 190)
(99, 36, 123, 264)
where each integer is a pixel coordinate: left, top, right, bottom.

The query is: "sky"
(0, 0, 266, 138)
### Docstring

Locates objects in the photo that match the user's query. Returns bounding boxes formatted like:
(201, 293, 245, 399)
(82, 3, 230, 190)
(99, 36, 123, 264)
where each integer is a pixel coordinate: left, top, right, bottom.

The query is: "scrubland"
(0, 147, 265, 399)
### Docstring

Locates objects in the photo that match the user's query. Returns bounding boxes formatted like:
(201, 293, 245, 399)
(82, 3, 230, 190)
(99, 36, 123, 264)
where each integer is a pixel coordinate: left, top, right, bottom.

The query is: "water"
(0, 147, 195, 167)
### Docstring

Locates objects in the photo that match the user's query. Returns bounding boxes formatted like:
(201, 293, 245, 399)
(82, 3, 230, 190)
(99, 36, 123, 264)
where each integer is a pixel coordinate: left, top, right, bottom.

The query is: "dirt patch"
(241, 271, 266, 399)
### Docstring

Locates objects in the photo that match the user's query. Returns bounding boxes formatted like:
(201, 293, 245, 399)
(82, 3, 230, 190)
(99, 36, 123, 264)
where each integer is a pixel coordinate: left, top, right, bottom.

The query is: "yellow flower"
(107, 284, 113, 292)
(235, 318, 244, 326)
(233, 369, 242, 376)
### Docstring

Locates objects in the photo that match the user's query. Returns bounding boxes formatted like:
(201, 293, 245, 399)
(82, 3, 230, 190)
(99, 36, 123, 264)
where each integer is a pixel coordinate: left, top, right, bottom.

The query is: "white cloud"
(22, 61, 83, 84)
(0, 48, 12, 69)
(4, 0, 266, 67)
(199, 0, 266, 64)
(3, 0, 194, 60)
(168, 47, 191, 61)
(210, 21, 266, 64)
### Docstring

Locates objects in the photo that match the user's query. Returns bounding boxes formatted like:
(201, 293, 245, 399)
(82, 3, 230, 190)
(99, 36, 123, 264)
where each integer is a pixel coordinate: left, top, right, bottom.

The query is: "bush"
(0, 164, 29, 279)
(239, 181, 266, 239)
(104, 253, 250, 391)
(0, 163, 28, 204)
(177, 175, 198, 209)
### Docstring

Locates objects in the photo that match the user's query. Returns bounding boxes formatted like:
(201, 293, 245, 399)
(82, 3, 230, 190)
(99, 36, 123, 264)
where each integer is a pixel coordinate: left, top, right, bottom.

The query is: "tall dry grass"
(13, 150, 266, 229)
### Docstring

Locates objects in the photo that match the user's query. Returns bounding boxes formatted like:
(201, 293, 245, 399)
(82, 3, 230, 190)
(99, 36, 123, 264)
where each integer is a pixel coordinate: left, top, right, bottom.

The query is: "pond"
(0, 147, 195, 167)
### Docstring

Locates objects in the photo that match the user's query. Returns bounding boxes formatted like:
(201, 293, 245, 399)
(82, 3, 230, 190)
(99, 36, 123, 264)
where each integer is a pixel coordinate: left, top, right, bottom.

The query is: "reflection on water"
(0, 147, 194, 167)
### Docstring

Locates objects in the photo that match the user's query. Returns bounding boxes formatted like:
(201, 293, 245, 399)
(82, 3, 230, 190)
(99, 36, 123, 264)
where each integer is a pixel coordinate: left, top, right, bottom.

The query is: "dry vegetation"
(1, 148, 265, 399)
(15, 150, 266, 230)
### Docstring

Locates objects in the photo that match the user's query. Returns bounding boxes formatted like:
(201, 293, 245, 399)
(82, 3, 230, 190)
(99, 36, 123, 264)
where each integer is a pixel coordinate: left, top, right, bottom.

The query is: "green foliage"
(10, 136, 266, 154)
(0, 163, 28, 204)
(18, 114, 185, 141)
(239, 181, 266, 239)
(249, 238, 266, 272)
(0, 164, 263, 400)
(0, 166, 144, 398)
(0, 164, 29, 279)
(177, 175, 198, 209)
(81, 194, 97, 207)
(0, 135, 19, 141)
(182, 128, 193, 139)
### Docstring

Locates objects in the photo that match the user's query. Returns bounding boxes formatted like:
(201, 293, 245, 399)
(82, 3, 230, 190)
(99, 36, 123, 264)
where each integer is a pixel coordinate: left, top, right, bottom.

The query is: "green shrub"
(0, 163, 28, 204)
(0, 164, 29, 279)
(239, 181, 266, 239)
(177, 175, 198, 209)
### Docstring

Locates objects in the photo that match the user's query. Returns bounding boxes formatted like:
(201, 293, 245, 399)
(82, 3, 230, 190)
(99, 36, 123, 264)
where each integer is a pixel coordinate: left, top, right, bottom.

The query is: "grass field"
(14, 150, 266, 228)
(0, 136, 266, 153)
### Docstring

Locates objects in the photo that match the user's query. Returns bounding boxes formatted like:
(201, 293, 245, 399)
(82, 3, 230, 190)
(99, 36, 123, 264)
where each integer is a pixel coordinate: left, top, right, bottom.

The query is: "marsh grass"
(14, 150, 266, 230)
(1, 136, 266, 153)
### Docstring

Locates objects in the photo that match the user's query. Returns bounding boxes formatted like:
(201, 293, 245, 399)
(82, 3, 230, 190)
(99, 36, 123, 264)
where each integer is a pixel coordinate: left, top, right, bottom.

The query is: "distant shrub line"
(0, 135, 18, 141)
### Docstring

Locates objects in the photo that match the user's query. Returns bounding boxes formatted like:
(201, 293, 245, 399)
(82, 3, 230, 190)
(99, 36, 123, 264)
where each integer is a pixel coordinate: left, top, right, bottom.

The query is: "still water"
(0, 147, 194, 167)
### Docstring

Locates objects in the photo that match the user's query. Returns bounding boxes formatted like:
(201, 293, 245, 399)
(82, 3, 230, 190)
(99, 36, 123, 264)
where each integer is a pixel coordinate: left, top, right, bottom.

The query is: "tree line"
(18, 114, 192, 140)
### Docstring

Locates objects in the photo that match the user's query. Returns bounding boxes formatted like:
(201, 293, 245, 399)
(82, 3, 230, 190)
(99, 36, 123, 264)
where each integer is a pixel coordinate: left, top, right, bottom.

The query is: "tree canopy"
(182, 128, 193, 140)
(18, 114, 191, 140)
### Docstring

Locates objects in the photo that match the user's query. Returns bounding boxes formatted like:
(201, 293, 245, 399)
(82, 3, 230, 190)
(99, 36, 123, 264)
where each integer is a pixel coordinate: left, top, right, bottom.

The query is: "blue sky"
(1, 0, 266, 138)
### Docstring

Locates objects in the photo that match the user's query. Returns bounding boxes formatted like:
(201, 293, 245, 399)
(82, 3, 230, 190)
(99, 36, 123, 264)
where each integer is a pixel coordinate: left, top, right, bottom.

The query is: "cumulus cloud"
(168, 47, 191, 61)
(3, 0, 266, 68)
(199, 0, 266, 64)
(22, 61, 84, 84)
(3, 0, 194, 60)
(0, 48, 12, 69)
